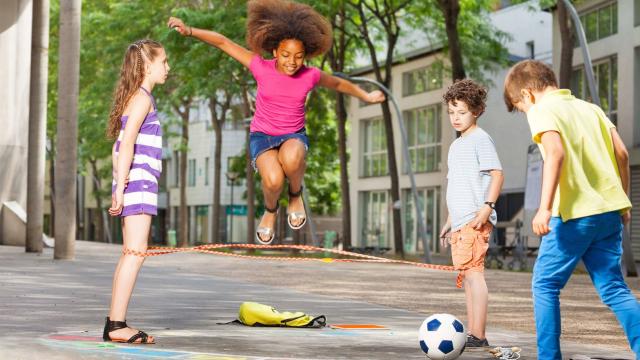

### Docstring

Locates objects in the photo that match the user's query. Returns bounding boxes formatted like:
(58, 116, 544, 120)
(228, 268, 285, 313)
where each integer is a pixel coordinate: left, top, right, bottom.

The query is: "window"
(578, 2, 617, 43)
(526, 41, 535, 59)
(361, 191, 389, 248)
(403, 187, 440, 254)
(571, 56, 618, 124)
(361, 117, 388, 177)
(204, 157, 210, 186)
(402, 64, 443, 96)
(403, 105, 442, 173)
(635, 0, 640, 27)
(188, 159, 196, 187)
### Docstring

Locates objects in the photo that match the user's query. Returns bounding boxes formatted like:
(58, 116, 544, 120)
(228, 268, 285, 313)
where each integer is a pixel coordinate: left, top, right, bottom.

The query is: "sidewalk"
(0, 241, 637, 359)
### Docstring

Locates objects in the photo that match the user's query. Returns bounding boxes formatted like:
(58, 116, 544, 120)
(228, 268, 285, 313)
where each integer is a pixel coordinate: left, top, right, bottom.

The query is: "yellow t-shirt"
(527, 89, 631, 221)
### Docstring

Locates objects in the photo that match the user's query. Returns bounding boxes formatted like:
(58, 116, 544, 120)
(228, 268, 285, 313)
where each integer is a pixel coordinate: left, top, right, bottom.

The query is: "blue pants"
(532, 211, 640, 360)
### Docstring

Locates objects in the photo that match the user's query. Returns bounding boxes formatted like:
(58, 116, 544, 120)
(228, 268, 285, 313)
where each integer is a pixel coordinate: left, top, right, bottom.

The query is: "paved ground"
(0, 241, 638, 359)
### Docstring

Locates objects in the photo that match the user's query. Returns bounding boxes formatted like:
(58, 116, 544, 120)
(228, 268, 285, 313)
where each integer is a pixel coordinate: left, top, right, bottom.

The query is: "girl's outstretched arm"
(317, 72, 385, 104)
(168, 17, 255, 68)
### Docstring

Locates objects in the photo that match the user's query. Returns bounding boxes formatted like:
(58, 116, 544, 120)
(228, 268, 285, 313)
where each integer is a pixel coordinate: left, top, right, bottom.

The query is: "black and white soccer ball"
(418, 313, 467, 360)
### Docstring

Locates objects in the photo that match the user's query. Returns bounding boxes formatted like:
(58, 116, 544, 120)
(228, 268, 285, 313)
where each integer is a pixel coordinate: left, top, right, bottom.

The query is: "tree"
(27, 0, 50, 253)
(413, 0, 510, 84)
(556, 0, 575, 88)
(436, 0, 465, 81)
(54, 0, 82, 259)
(317, 0, 361, 249)
(347, 0, 411, 258)
(46, 0, 60, 238)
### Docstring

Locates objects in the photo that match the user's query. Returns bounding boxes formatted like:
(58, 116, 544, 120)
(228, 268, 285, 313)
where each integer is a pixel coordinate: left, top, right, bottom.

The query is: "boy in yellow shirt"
(503, 60, 639, 360)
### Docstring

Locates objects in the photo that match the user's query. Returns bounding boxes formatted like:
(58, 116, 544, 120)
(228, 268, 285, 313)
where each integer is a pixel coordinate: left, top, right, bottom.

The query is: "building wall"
(0, 0, 33, 243)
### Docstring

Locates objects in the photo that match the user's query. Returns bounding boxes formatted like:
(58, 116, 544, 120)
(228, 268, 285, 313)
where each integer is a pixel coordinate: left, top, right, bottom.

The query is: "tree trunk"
(26, 0, 49, 253)
(557, 0, 575, 89)
(438, 0, 466, 81)
(178, 109, 189, 247)
(241, 88, 256, 246)
(335, 94, 351, 249)
(209, 100, 222, 244)
(48, 143, 55, 237)
(89, 159, 104, 243)
(351, 0, 405, 257)
(328, 4, 352, 250)
(54, 0, 81, 260)
(380, 100, 404, 258)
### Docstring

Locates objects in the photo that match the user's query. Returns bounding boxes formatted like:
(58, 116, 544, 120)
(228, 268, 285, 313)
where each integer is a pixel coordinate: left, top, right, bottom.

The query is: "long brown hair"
(106, 39, 163, 139)
(246, 0, 332, 59)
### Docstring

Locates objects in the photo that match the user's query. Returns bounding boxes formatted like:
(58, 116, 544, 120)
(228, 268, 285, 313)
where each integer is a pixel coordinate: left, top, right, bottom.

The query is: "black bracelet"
(188, 26, 193, 36)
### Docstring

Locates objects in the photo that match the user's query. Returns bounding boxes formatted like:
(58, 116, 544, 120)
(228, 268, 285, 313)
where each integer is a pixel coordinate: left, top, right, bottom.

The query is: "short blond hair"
(503, 60, 558, 112)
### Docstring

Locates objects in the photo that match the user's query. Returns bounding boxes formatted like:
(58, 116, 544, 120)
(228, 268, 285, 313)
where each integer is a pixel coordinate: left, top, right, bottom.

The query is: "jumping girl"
(104, 39, 170, 344)
(168, 0, 384, 244)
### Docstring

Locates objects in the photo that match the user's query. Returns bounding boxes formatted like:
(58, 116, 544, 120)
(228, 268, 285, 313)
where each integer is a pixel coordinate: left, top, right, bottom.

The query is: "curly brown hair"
(443, 79, 488, 116)
(246, 0, 332, 59)
(106, 39, 163, 139)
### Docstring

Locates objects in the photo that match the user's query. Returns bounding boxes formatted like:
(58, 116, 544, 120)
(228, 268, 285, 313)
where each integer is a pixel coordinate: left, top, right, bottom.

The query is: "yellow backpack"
(235, 302, 326, 328)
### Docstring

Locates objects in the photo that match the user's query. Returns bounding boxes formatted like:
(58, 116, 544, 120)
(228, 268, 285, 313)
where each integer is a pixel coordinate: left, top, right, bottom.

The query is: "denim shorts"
(249, 127, 309, 171)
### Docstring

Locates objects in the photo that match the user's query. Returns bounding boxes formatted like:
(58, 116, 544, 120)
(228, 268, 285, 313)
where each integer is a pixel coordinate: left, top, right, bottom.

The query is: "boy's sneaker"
(466, 334, 490, 347)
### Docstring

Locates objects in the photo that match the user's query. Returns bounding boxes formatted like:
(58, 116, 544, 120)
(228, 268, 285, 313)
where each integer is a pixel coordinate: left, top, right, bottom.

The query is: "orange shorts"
(449, 223, 492, 287)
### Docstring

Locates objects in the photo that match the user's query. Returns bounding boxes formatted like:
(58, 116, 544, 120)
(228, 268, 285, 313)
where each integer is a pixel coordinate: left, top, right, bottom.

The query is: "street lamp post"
(226, 171, 239, 244)
(333, 73, 431, 263)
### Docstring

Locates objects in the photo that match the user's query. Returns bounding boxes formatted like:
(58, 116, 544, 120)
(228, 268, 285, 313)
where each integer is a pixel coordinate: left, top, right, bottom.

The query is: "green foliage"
(409, 0, 511, 85)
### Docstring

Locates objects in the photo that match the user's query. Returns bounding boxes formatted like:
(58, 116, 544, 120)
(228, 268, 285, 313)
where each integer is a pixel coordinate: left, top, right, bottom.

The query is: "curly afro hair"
(246, 0, 333, 59)
(443, 79, 488, 116)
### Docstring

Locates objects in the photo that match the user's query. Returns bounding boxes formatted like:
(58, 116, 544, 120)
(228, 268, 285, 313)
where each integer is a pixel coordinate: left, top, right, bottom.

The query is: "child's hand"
(167, 17, 190, 36)
(108, 189, 124, 216)
(111, 172, 130, 187)
(439, 223, 451, 248)
(366, 90, 385, 104)
(470, 206, 492, 230)
(622, 210, 631, 226)
(532, 208, 552, 236)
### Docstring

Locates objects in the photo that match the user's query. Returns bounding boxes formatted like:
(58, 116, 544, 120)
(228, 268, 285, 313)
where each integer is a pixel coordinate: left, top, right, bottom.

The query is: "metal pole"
(333, 73, 432, 263)
(560, 0, 599, 106)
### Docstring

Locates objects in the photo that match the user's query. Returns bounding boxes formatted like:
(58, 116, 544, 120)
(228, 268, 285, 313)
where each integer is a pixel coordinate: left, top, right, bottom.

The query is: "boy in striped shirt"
(439, 79, 504, 348)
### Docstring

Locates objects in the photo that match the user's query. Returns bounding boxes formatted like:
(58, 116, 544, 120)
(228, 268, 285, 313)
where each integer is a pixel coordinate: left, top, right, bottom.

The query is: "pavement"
(0, 241, 638, 359)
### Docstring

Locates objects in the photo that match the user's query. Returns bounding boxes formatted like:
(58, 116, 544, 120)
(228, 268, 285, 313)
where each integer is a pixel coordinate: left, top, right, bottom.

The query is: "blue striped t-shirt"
(446, 127, 502, 231)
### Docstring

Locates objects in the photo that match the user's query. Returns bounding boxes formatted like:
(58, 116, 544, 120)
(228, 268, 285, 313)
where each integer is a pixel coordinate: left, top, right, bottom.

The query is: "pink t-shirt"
(249, 56, 322, 136)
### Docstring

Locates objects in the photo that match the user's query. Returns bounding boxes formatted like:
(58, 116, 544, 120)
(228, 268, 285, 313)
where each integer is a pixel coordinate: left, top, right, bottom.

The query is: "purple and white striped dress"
(112, 88, 162, 217)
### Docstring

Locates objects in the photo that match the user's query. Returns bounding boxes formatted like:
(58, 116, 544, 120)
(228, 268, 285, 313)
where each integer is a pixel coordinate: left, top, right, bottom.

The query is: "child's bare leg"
(466, 271, 488, 339)
(278, 139, 306, 226)
(109, 214, 154, 342)
(256, 150, 285, 240)
(464, 274, 475, 334)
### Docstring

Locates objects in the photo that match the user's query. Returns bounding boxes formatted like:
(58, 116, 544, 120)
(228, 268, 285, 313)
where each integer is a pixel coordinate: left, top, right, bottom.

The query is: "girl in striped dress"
(103, 39, 169, 344)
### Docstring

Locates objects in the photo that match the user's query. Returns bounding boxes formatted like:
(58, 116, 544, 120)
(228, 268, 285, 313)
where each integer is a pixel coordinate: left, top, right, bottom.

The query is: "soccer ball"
(418, 313, 466, 360)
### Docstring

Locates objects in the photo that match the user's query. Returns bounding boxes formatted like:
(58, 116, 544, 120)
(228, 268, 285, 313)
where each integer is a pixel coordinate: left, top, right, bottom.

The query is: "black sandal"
(103, 316, 155, 344)
(256, 203, 279, 245)
(287, 186, 306, 230)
